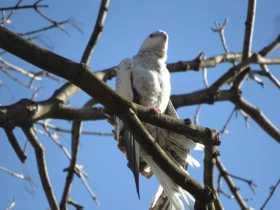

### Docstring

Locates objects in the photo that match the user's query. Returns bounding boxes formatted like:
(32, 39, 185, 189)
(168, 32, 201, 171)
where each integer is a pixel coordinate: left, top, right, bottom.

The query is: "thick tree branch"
(94, 52, 279, 82)
(61, 3, 111, 205)
(51, 0, 110, 111)
(171, 88, 235, 108)
(0, 98, 216, 146)
(172, 86, 280, 144)
(0, 26, 213, 206)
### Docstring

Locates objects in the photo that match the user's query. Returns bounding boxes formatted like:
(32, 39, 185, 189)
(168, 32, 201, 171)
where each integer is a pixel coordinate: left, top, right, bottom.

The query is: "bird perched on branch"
(115, 30, 203, 210)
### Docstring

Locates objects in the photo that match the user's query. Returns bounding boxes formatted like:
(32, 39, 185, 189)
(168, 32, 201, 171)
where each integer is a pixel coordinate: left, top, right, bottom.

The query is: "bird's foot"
(149, 107, 161, 114)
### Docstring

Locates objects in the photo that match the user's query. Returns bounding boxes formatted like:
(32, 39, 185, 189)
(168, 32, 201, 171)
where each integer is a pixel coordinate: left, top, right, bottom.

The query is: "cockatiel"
(115, 30, 203, 210)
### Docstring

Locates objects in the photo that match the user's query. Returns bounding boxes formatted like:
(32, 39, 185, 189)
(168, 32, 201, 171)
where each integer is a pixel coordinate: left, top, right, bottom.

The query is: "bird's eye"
(149, 34, 155, 38)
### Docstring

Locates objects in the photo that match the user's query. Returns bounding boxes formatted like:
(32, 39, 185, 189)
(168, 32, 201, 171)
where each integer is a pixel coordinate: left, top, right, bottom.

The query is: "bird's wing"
(115, 58, 141, 198)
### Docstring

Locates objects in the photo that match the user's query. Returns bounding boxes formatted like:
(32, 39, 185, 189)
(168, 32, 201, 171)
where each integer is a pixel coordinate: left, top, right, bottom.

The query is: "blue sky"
(0, 0, 280, 210)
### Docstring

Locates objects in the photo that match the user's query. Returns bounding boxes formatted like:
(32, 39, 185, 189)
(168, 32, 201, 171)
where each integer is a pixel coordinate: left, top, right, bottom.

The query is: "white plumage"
(115, 30, 203, 210)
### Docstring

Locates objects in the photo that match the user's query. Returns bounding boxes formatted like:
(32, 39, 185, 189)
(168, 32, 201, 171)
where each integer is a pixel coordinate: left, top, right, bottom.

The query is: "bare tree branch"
(0, 1, 48, 12)
(203, 140, 223, 210)
(18, 19, 70, 37)
(60, 119, 81, 210)
(0, 165, 30, 182)
(260, 177, 280, 210)
(260, 64, 280, 90)
(232, 0, 257, 89)
(227, 173, 257, 194)
(22, 126, 59, 210)
(209, 33, 280, 92)
(212, 19, 230, 54)
(36, 121, 112, 136)
(216, 158, 251, 210)
(4, 128, 27, 163)
(242, 0, 256, 59)
(81, 0, 110, 64)
(231, 93, 280, 144)
(61, 1, 110, 205)
(67, 198, 84, 210)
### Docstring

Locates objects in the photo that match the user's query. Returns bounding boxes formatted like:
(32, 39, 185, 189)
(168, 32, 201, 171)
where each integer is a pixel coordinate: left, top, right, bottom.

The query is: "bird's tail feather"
(147, 155, 195, 210)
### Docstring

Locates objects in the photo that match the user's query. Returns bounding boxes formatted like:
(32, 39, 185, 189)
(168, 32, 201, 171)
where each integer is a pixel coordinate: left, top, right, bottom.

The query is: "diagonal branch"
(216, 158, 251, 210)
(0, 26, 213, 206)
(52, 0, 110, 106)
(231, 93, 280, 144)
(4, 127, 27, 163)
(260, 64, 280, 90)
(81, 0, 110, 64)
(22, 126, 59, 210)
(18, 19, 70, 37)
(260, 177, 280, 210)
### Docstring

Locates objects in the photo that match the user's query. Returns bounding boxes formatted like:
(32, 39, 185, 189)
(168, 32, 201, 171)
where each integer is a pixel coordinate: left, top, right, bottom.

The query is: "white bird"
(115, 30, 203, 210)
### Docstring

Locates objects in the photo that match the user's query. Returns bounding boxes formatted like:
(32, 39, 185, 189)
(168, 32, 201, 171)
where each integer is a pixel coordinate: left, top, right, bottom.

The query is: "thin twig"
(38, 120, 99, 205)
(0, 57, 40, 79)
(18, 19, 70, 36)
(227, 173, 257, 194)
(36, 121, 112, 136)
(1, 67, 37, 90)
(0, 165, 30, 182)
(212, 19, 230, 53)
(260, 177, 280, 210)
(220, 108, 236, 136)
(0, 1, 47, 11)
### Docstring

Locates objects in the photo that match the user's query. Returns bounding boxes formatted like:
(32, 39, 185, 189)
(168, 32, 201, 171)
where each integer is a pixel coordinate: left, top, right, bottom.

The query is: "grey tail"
(123, 129, 140, 198)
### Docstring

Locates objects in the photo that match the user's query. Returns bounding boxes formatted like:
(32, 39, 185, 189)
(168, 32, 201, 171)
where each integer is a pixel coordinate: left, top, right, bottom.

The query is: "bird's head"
(139, 30, 168, 58)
